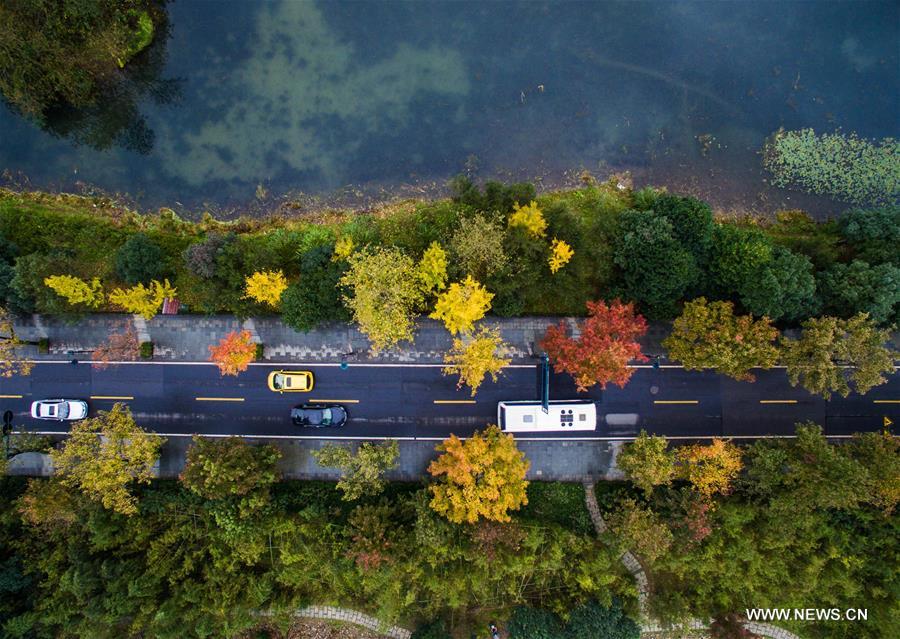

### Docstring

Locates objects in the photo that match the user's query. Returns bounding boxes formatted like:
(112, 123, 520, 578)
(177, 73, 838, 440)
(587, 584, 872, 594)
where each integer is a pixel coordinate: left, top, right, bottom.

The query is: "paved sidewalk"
(154, 437, 622, 482)
(12, 313, 674, 363)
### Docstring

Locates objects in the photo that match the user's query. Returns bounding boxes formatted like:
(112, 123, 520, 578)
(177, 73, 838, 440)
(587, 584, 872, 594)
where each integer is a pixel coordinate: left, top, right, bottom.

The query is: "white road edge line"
(19, 431, 863, 441)
(22, 360, 900, 370)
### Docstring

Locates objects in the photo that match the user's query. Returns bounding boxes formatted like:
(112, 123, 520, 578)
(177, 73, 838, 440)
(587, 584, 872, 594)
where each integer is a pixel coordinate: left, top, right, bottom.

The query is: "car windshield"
(58, 403, 68, 418)
(272, 374, 283, 389)
(321, 408, 332, 424)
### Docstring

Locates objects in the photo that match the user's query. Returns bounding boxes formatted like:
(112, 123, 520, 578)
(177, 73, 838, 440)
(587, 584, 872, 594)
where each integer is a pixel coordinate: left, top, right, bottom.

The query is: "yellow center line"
(873, 400, 900, 404)
(653, 400, 699, 405)
(91, 395, 134, 400)
(195, 397, 245, 402)
(434, 400, 477, 405)
(309, 399, 360, 404)
(0, 394, 23, 399)
(759, 400, 798, 404)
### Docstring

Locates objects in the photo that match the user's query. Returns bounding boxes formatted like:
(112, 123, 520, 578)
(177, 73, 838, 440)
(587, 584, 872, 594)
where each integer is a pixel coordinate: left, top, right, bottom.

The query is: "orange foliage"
(208, 330, 256, 376)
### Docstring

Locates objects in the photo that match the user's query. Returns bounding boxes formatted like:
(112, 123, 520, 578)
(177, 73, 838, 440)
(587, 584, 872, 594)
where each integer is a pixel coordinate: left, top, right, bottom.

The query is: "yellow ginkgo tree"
(244, 270, 288, 307)
(44, 275, 105, 308)
(430, 275, 493, 335)
(416, 241, 448, 296)
(109, 279, 176, 320)
(508, 200, 547, 238)
(442, 326, 510, 396)
(548, 238, 574, 273)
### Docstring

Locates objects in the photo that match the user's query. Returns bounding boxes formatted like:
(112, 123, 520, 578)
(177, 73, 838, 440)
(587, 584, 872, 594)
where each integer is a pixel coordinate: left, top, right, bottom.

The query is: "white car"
(30, 399, 89, 421)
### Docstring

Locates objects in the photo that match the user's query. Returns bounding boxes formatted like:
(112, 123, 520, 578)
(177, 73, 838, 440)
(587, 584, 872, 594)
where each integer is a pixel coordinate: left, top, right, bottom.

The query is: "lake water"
(0, 0, 897, 214)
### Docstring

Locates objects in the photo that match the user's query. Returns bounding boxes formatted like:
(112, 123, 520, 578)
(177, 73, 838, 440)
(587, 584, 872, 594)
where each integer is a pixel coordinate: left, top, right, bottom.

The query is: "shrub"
(139, 341, 153, 359)
(115, 233, 165, 284)
(763, 128, 900, 204)
(38, 337, 49, 354)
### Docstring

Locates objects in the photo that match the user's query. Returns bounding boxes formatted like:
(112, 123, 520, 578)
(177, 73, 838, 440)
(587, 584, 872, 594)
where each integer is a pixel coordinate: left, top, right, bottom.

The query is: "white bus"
(497, 400, 597, 433)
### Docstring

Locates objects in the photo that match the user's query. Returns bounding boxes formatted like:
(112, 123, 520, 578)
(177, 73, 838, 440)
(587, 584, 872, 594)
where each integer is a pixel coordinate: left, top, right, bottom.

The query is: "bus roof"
(498, 400, 597, 432)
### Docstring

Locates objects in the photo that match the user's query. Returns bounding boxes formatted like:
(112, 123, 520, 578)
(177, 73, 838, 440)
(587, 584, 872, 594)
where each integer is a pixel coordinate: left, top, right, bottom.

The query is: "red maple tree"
(540, 299, 648, 392)
(208, 330, 256, 376)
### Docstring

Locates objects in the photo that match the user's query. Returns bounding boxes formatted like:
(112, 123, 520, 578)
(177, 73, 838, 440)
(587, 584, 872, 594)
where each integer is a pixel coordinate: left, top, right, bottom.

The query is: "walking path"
(582, 482, 802, 639)
(293, 606, 411, 639)
(11, 313, 675, 363)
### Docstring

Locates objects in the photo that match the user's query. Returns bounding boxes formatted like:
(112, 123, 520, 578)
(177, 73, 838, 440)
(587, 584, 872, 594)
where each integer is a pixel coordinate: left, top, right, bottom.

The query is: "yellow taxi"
(267, 370, 314, 393)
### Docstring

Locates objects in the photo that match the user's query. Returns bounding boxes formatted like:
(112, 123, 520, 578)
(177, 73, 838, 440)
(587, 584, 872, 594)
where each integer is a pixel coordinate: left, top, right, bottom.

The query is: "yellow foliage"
(416, 241, 448, 295)
(44, 275, 105, 308)
(333, 236, 355, 261)
(430, 275, 493, 335)
(428, 425, 529, 523)
(442, 326, 510, 396)
(676, 438, 743, 499)
(508, 201, 547, 238)
(548, 238, 574, 273)
(109, 279, 176, 320)
(50, 403, 165, 515)
(244, 270, 288, 307)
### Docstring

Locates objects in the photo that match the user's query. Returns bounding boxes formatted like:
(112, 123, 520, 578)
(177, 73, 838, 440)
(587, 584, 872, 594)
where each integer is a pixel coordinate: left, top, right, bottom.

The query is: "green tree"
(663, 298, 780, 381)
(449, 213, 509, 281)
(180, 436, 281, 501)
(781, 313, 896, 398)
(739, 246, 819, 321)
(50, 403, 164, 515)
(817, 260, 900, 325)
(849, 431, 900, 514)
(708, 224, 773, 295)
(616, 431, 675, 496)
(613, 210, 699, 319)
(651, 194, 714, 262)
(605, 498, 673, 566)
(565, 599, 641, 639)
(507, 606, 564, 639)
(839, 205, 900, 266)
(428, 425, 529, 524)
(282, 243, 350, 332)
(340, 247, 423, 352)
(115, 232, 165, 284)
(312, 440, 399, 501)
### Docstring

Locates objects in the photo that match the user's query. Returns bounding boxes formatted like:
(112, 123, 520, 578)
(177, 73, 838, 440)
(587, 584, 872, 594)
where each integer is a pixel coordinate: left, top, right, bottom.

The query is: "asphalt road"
(1, 361, 897, 440)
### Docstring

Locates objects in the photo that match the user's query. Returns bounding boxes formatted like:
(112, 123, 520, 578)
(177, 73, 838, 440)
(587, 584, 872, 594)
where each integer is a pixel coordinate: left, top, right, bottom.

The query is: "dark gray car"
(291, 404, 348, 427)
